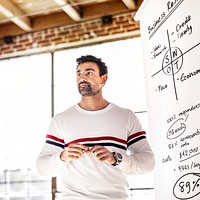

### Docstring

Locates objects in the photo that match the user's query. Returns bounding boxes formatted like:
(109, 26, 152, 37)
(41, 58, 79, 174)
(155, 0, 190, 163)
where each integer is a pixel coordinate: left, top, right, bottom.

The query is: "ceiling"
(0, 0, 143, 39)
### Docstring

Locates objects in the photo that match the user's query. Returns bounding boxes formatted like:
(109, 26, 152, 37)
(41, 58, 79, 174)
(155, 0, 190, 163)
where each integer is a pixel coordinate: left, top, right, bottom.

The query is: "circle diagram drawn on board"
(151, 29, 200, 101)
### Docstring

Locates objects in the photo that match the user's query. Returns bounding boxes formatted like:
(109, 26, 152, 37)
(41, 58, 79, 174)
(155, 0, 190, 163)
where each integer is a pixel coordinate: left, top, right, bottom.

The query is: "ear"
(101, 74, 108, 85)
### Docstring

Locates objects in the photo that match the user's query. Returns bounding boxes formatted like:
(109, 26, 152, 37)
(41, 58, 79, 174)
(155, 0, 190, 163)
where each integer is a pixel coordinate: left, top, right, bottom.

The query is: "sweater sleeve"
(118, 112, 155, 174)
(36, 117, 66, 177)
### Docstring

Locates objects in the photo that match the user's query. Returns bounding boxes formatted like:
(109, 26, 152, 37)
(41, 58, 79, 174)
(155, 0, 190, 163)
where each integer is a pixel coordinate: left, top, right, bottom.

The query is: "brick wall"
(0, 12, 140, 59)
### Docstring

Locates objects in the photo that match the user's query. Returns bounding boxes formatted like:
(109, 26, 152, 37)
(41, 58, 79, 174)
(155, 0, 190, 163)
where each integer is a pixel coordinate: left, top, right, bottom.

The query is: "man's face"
(76, 62, 106, 97)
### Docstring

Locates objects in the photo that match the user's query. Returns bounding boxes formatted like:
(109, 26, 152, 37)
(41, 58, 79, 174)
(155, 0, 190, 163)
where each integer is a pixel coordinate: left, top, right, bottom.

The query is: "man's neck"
(78, 96, 109, 111)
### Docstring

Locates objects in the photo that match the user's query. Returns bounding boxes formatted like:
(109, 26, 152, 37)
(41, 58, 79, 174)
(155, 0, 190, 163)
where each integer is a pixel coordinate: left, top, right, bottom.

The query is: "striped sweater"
(36, 103, 154, 200)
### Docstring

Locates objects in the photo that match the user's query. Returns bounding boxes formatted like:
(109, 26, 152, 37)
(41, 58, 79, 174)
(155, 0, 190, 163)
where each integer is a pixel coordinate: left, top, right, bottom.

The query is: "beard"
(78, 81, 100, 96)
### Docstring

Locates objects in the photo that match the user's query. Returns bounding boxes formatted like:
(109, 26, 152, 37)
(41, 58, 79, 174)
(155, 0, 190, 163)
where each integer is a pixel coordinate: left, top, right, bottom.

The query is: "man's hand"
(90, 145, 116, 165)
(60, 143, 89, 162)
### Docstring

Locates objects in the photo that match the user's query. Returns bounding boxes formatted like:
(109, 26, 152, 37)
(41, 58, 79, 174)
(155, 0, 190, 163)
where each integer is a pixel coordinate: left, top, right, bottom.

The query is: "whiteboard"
(135, 0, 200, 199)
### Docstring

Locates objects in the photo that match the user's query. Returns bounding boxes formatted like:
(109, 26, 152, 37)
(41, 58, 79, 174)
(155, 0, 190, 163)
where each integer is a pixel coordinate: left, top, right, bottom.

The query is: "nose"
(77, 74, 87, 83)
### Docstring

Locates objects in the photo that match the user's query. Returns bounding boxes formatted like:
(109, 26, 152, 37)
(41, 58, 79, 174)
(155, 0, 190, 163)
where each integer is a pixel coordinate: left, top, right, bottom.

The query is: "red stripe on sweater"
(127, 131, 146, 141)
(46, 134, 64, 143)
(66, 136, 127, 147)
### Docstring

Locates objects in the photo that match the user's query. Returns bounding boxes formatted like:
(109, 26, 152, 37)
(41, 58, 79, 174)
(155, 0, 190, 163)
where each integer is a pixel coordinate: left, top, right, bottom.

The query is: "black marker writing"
(173, 173, 200, 199)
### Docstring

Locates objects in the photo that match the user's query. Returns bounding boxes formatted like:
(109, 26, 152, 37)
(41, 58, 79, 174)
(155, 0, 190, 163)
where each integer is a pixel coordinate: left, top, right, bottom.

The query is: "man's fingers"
(90, 145, 103, 153)
(90, 145, 115, 164)
(69, 143, 89, 154)
(60, 143, 90, 162)
(91, 146, 108, 161)
(68, 149, 83, 157)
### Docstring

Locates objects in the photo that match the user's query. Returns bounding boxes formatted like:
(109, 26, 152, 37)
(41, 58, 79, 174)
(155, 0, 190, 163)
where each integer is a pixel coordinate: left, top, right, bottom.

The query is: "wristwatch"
(112, 152, 123, 166)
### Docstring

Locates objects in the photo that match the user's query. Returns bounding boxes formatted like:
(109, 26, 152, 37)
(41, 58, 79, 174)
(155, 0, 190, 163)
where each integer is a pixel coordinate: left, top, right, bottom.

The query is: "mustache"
(78, 80, 91, 86)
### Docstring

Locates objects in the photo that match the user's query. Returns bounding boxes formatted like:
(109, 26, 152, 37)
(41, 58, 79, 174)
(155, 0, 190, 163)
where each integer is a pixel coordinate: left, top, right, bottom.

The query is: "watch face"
(116, 153, 122, 160)
(112, 152, 123, 166)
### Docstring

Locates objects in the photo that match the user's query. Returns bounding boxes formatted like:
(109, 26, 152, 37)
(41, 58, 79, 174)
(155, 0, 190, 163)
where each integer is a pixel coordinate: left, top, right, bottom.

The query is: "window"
(54, 38, 147, 113)
(0, 54, 52, 199)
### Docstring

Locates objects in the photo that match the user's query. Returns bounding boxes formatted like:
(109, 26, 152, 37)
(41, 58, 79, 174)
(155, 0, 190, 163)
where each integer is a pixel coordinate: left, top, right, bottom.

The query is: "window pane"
(54, 37, 147, 113)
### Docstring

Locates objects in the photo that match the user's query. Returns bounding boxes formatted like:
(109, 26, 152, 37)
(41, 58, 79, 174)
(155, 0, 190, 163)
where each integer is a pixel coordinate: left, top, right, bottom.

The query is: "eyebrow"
(76, 68, 95, 73)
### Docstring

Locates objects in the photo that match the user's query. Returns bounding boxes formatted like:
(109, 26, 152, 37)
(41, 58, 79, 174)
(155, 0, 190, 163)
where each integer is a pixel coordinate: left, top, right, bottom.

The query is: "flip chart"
(135, 0, 200, 199)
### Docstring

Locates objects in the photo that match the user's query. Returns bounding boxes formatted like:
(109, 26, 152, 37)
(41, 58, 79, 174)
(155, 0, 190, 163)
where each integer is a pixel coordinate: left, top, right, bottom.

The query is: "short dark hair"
(76, 55, 108, 76)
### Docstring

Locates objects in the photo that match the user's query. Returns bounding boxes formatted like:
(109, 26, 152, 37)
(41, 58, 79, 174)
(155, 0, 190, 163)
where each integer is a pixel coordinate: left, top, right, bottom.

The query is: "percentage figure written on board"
(173, 173, 200, 199)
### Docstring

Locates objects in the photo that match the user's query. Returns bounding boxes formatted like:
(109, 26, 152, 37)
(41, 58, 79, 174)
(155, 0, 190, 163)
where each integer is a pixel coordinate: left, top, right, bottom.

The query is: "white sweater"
(36, 103, 154, 200)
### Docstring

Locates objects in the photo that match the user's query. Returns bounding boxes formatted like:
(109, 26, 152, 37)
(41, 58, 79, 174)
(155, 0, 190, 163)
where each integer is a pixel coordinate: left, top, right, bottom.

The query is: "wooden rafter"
(0, 0, 31, 31)
(121, 0, 136, 10)
(0, 0, 131, 38)
(53, 0, 81, 21)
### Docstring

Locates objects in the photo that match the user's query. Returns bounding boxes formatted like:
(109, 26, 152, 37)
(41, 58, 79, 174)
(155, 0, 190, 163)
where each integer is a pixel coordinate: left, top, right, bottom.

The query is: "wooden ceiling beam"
(121, 0, 136, 10)
(53, 0, 81, 21)
(0, 1, 129, 38)
(82, 1, 128, 19)
(0, 0, 32, 31)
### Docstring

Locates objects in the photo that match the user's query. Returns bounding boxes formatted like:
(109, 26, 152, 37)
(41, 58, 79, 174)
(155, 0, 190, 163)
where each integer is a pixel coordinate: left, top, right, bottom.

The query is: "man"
(36, 55, 155, 200)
